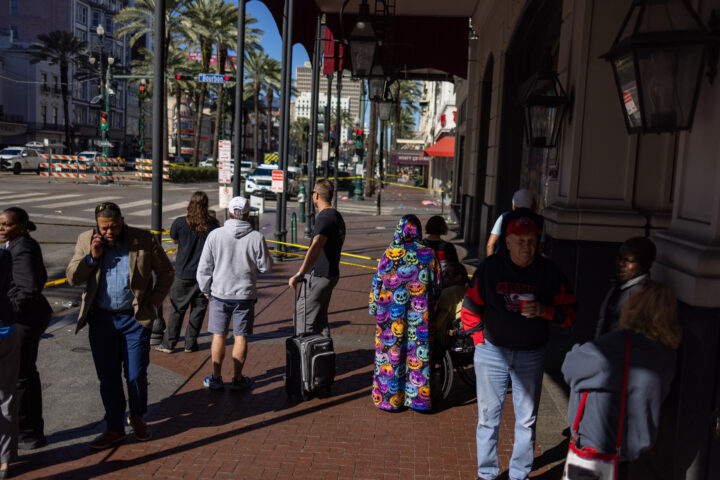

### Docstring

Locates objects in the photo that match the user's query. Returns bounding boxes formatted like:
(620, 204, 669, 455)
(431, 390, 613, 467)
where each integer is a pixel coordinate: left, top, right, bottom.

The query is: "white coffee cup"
(517, 293, 536, 317)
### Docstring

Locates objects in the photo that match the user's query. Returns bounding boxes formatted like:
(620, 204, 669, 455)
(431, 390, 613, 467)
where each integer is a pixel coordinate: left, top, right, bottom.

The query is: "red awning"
(424, 137, 455, 157)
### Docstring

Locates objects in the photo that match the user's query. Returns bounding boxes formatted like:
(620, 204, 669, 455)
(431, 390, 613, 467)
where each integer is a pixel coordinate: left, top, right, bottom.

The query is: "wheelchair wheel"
(454, 350, 476, 390)
(430, 349, 454, 404)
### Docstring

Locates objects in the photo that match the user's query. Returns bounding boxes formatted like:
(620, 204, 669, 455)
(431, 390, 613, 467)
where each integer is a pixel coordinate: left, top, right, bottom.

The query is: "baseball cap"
(228, 196, 250, 215)
(511, 189, 534, 209)
(506, 217, 541, 237)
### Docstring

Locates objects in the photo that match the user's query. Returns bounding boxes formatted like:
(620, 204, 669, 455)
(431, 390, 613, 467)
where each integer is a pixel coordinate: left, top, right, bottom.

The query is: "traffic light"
(174, 74, 192, 81)
(354, 127, 364, 156)
(223, 75, 235, 82)
(100, 111, 108, 131)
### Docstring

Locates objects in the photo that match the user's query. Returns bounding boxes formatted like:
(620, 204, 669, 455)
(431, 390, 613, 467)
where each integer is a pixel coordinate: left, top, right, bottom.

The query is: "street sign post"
(218, 139, 232, 184)
(198, 73, 230, 84)
(271, 170, 284, 193)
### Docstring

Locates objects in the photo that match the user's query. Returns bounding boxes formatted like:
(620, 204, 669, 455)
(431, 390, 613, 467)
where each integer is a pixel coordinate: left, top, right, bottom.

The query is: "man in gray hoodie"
(196, 196, 272, 391)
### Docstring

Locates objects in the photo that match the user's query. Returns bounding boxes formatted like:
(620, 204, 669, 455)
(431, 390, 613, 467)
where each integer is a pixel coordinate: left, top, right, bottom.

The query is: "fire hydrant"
(297, 184, 306, 223)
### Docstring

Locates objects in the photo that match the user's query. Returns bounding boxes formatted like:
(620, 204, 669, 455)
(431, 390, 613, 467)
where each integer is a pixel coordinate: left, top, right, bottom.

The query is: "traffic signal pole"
(333, 70, 341, 208)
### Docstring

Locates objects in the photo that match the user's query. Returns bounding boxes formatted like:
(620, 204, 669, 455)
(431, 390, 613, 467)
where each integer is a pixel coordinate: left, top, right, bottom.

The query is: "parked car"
(77, 151, 100, 170)
(0, 146, 43, 174)
(316, 165, 354, 193)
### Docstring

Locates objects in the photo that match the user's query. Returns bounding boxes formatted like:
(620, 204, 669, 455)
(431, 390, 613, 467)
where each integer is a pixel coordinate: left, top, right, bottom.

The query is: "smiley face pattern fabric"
(369, 215, 441, 411)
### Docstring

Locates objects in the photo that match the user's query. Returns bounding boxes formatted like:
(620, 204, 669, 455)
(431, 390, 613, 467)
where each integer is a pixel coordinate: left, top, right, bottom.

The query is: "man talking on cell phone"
(66, 202, 174, 451)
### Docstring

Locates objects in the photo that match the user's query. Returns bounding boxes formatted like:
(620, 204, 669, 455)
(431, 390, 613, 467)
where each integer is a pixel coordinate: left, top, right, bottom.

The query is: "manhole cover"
(71, 347, 91, 353)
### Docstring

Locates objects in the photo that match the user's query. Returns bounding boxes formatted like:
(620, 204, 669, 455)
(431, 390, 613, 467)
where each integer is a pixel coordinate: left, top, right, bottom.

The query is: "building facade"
(417, 80, 457, 196)
(451, 1, 720, 478)
(0, 0, 138, 155)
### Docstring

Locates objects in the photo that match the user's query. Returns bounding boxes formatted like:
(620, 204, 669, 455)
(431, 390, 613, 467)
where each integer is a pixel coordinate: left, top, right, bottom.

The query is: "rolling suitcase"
(285, 279, 335, 400)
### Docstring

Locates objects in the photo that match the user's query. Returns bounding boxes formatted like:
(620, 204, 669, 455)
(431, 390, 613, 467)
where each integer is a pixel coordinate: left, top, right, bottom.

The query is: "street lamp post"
(88, 24, 114, 156)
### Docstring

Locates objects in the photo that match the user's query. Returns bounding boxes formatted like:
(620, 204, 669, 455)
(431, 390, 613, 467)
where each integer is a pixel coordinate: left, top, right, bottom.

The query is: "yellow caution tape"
(265, 239, 380, 262)
(383, 181, 444, 192)
(269, 249, 376, 270)
(45, 278, 68, 287)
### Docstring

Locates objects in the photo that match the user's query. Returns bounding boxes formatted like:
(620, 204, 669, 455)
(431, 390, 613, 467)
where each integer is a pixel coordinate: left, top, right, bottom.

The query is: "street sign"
(271, 169, 284, 193)
(94, 140, 113, 148)
(219, 186, 232, 208)
(218, 139, 232, 183)
(198, 73, 229, 84)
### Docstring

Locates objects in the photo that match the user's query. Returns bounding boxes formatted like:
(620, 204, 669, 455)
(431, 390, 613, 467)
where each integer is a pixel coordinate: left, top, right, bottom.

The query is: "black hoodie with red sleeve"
(461, 251, 577, 350)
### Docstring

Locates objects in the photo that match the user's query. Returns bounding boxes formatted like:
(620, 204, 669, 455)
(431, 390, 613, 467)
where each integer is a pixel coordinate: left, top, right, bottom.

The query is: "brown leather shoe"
(89, 430, 126, 450)
(127, 414, 152, 441)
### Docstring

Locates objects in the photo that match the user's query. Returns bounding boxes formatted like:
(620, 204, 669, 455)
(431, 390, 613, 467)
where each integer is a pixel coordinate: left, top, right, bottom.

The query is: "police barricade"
(135, 158, 170, 180)
(39, 154, 88, 181)
(93, 157, 127, 184)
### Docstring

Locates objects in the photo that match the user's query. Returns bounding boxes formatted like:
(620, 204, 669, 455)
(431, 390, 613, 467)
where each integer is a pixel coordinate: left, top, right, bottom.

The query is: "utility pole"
(150, 0, 166, 344)
(233, 0, 246, 197)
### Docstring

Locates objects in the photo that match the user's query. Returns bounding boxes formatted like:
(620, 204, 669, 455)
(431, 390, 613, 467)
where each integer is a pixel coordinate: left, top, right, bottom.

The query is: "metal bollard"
(290, 212, 297, 245)
(297, 184, 306, 223)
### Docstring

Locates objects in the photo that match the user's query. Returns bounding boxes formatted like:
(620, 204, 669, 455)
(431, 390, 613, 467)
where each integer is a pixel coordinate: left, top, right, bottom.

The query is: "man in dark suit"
(66, 202, 174, 450)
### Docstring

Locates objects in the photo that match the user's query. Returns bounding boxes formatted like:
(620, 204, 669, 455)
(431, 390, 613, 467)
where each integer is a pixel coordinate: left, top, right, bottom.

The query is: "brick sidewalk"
(10, 185, 567, 479)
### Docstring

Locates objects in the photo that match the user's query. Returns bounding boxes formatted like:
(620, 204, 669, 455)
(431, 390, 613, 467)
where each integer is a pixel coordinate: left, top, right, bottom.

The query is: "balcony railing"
(40, 85, 50, 93)
(0, 113, 24, 123)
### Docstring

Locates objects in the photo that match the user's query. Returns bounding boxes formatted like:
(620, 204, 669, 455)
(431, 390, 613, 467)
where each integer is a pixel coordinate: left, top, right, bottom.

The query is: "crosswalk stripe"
(0, 192, 47, 202)
(0, 191, 10, 195)
(4, 193, 80, 205)
(82, 198, 149, 211)
(38, 196, 121, 209)
(128, 200, 188, 216)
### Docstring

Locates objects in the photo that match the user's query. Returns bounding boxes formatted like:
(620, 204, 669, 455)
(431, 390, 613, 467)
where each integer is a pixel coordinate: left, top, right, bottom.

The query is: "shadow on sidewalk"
(12, 350, 374, 479)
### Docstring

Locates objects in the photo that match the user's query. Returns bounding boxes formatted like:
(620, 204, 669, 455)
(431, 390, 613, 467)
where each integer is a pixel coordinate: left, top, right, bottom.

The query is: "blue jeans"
(89, 308, 150, 432)
(474, 340, 545, 480)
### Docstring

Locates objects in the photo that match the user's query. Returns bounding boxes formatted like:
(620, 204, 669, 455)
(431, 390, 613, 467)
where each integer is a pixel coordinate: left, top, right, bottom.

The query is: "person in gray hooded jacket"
(196, 196, 272, 391)
(562, 280, 681, 475)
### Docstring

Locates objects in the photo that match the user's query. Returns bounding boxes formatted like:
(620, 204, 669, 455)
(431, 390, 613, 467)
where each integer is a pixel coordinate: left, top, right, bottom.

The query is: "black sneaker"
(18, 435, 47, 450)
(184, 344, 198, 353)
(229, 376, 253, 392)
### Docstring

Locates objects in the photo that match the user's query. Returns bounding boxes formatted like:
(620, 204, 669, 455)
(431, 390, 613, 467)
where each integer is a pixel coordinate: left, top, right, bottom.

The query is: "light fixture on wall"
(348, 0, 377, 77)
(521, 59, 570, 148)
(601, 0, 719, 134)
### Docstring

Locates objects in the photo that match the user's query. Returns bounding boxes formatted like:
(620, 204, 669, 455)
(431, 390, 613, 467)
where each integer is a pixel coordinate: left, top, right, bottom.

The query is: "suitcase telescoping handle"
(293, 276, 307, 334)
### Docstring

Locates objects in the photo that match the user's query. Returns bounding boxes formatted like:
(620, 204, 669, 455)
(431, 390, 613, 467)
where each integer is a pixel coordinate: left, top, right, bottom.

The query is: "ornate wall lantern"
(368, 65, 386, 101)
(601, 0, 718, 133)
(521, 67, 570, 148)
(348, 0, 377, 77)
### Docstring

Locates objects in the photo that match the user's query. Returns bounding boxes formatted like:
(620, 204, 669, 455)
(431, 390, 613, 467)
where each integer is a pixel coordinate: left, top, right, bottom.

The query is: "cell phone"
(93, 226, 108, 245)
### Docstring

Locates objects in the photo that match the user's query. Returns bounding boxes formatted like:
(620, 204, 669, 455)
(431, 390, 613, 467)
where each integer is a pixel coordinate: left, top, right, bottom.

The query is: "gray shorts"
(208, 297, 256, 337)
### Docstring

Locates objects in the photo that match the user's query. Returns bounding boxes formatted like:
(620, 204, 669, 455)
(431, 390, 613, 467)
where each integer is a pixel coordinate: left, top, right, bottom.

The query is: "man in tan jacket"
(66, 202, 173, 450)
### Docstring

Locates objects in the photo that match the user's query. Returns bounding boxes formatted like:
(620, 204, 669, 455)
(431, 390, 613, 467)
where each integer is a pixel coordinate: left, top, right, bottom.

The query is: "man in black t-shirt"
(288, 179, 345, 337)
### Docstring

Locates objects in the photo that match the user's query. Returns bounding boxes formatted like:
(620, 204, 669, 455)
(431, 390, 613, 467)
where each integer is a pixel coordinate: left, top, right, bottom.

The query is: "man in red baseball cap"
(462, 216, 576, 480)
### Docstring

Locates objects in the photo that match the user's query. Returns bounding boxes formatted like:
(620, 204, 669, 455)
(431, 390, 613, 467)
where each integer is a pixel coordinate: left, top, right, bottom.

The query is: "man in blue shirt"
(66, 202, 174, 450)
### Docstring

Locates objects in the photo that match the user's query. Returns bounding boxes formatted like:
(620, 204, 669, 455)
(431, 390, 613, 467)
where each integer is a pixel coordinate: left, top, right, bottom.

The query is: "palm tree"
(290, 117, 310, 167)
(29, 31, 87, 153)
(209, 12, 262, 163)
(365, 100, 379, 196)
(264, 57, 281, 152)
(244, 49, 274, 165)
(390, 80, 421, 150)
(115, 0, 186, 161)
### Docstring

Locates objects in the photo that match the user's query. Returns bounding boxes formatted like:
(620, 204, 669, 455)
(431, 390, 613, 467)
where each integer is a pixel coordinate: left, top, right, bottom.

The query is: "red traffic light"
(223, 75, 231, 81)
(357, 129, 363, 135)
(101, 112, 107, 119)
(175, 74, 182, 80)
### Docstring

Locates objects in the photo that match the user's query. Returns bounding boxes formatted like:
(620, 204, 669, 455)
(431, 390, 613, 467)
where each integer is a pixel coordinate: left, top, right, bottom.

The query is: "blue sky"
(233, 0, 311, 79)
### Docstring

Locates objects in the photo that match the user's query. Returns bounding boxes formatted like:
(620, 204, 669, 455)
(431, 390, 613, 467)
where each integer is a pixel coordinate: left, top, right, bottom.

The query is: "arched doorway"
(465, 56, 494, 250)
(495, 0, 562, 216)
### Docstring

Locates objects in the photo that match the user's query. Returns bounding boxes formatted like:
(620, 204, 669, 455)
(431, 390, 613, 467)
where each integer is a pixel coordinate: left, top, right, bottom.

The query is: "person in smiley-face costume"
(369, 215, 441, 412)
